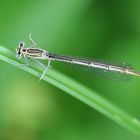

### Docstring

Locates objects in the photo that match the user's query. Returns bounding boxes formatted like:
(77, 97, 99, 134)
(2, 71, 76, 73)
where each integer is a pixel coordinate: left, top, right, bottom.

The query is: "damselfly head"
(16, 41, 25, 59)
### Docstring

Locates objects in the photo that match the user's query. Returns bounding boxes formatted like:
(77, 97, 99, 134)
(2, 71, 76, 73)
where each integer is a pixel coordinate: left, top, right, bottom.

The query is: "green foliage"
(1, 0, 140, 139)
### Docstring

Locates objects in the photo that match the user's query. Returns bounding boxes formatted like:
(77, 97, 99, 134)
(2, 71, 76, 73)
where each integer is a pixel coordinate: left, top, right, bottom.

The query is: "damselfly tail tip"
(127, 70, 140, 77)
(135, 71, 140, 77)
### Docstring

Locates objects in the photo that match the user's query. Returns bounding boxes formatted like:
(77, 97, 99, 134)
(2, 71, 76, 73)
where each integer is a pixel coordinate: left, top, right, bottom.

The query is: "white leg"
(23, 54, 30, 66)
(30, 57, 51, 81)
(39, 59, 51, 81)
(30, 57, 46, 69)
(29, 33, 37, 48)
(17, 54, 30, 67)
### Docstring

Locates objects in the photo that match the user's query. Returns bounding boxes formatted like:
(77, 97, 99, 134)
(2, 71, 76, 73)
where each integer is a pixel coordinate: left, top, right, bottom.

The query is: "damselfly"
(16, 34, 140, 81)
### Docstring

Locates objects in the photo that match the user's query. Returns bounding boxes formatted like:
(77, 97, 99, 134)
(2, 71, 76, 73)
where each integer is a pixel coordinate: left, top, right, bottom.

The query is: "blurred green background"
(0, 0, 140, 139)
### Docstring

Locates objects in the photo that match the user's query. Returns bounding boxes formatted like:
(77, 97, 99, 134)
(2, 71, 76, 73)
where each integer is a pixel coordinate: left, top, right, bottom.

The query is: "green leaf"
(0, 45, 140, 135)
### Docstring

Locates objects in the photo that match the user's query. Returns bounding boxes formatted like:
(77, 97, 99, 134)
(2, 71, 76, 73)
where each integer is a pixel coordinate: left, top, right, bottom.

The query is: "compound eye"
(20, 43, 23, 47)
(19, 41, 25, 48)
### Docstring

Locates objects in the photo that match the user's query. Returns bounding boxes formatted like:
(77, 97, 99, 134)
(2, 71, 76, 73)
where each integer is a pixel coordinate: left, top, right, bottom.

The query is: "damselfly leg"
(30, 57, 51, 81)
(39, 59, 51, 81)
(23, 54, 30, 66)
(29, 33, 37, 48)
